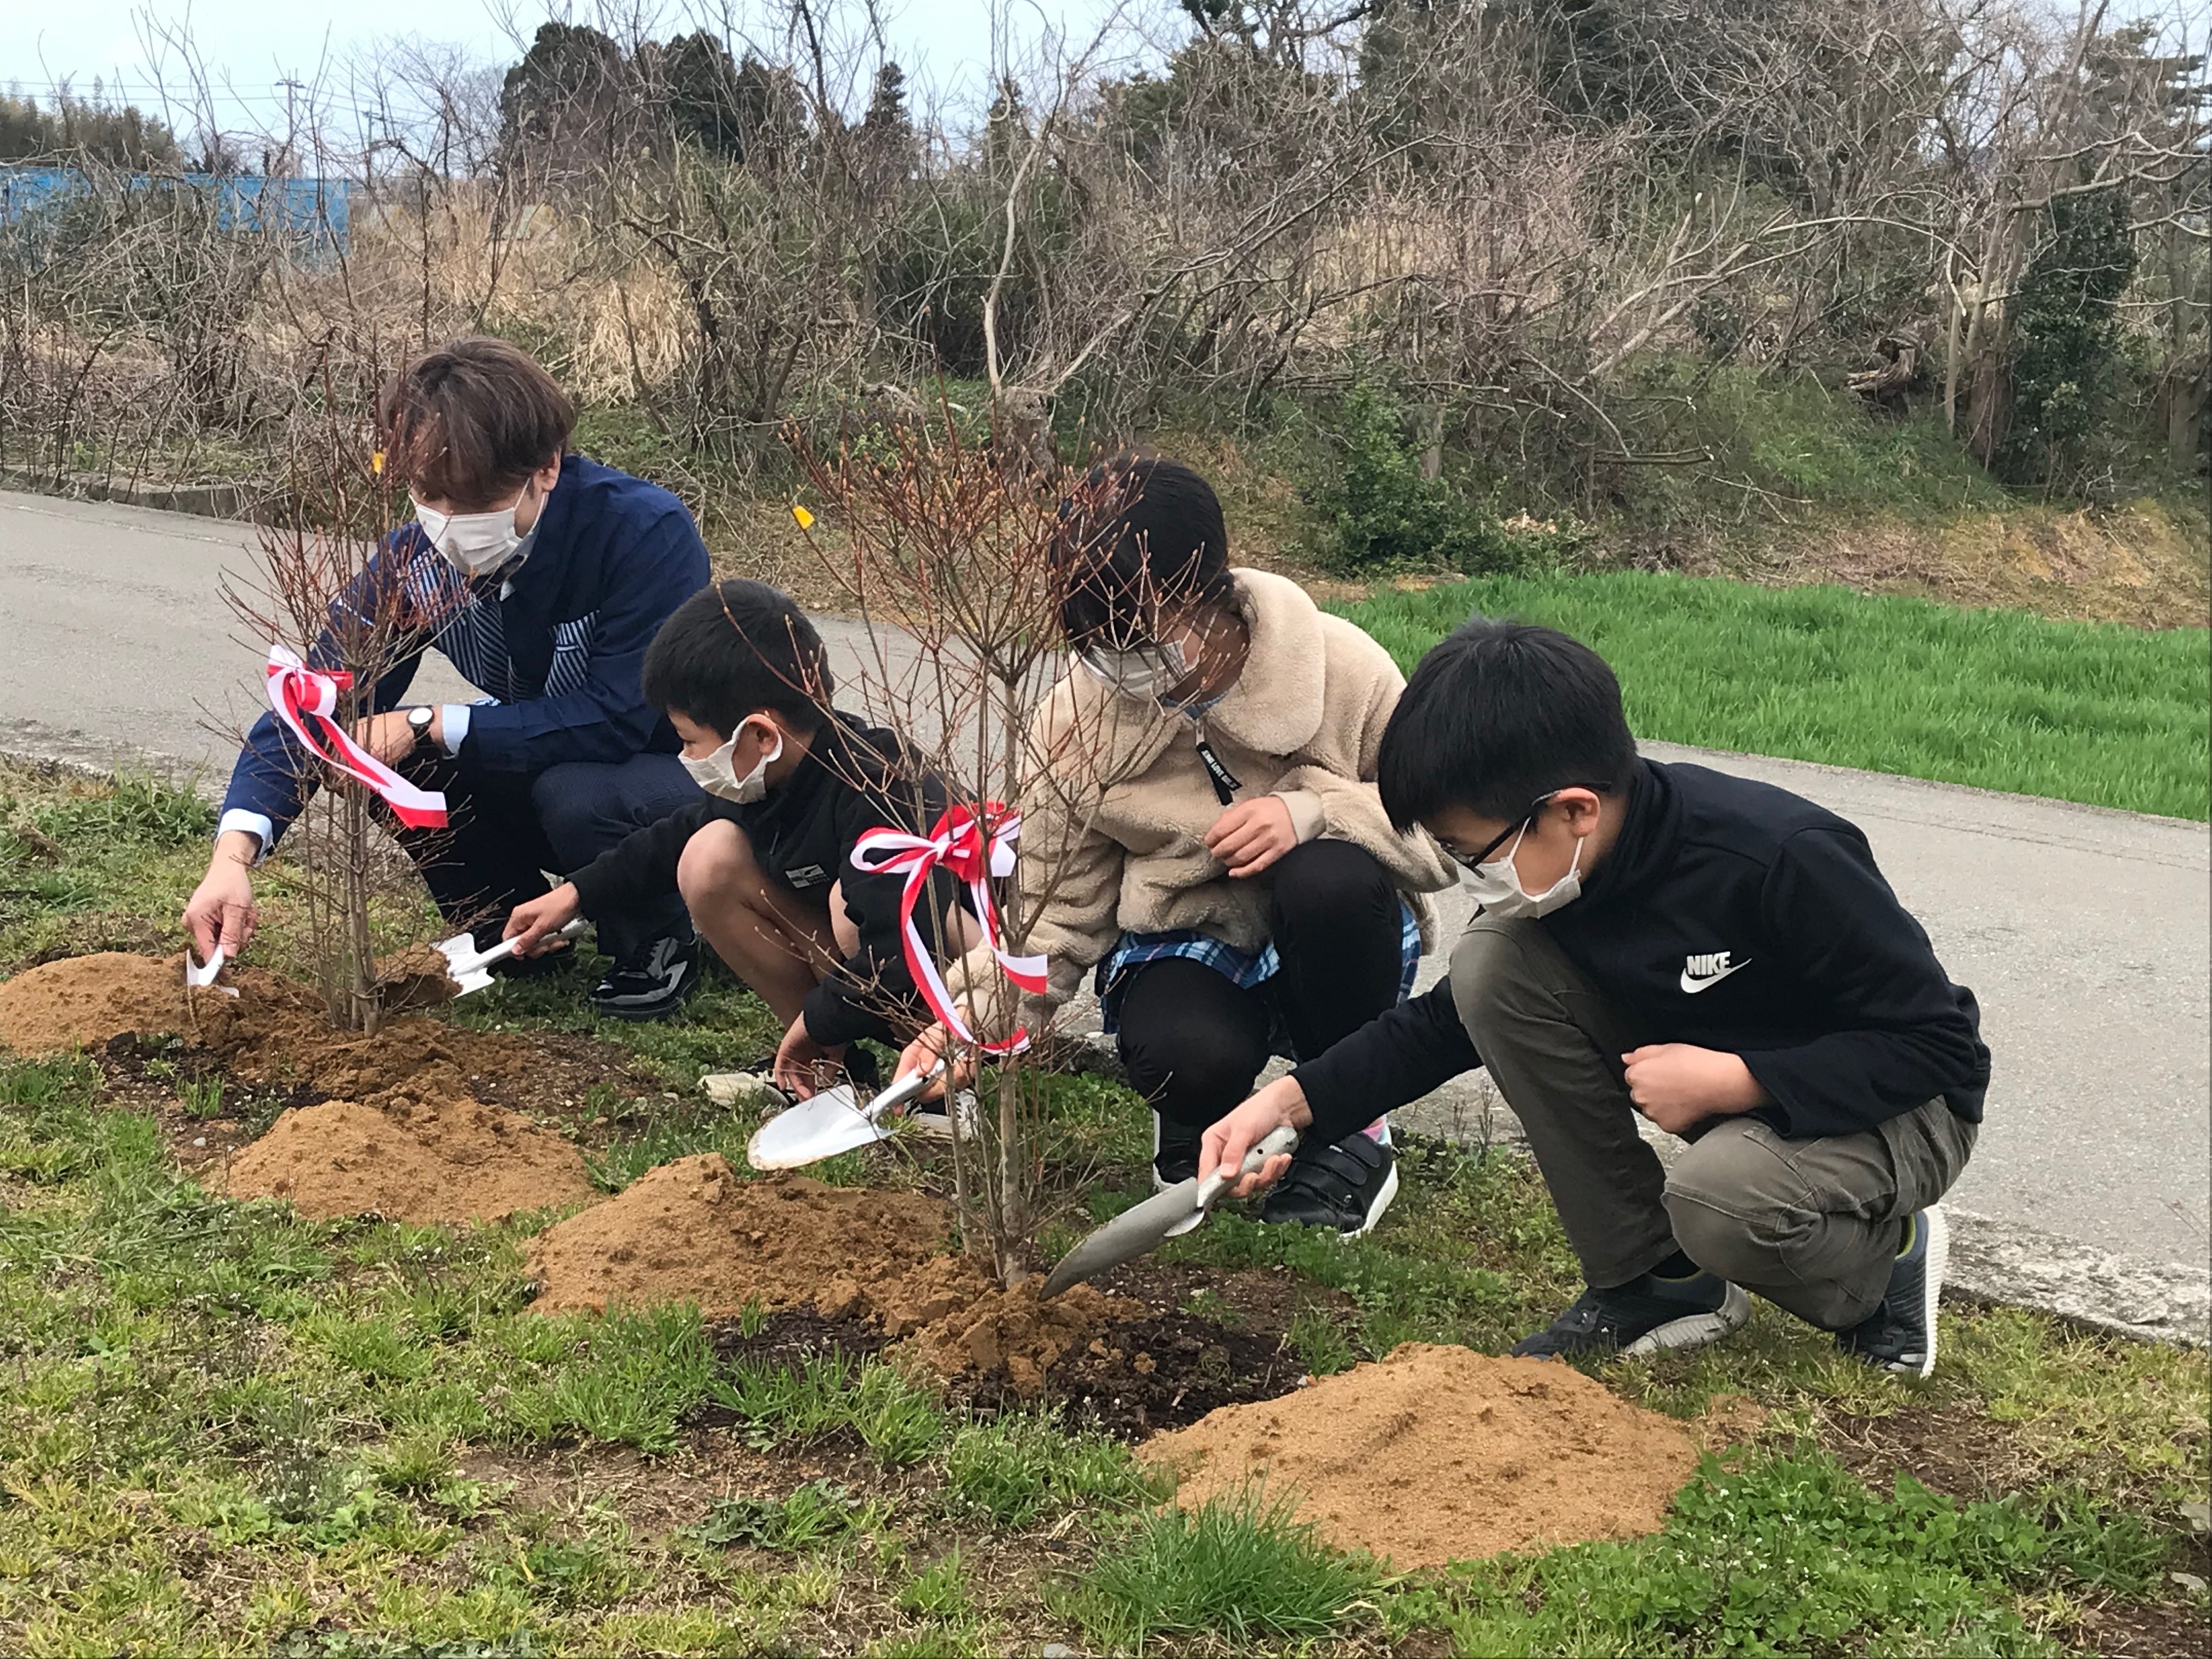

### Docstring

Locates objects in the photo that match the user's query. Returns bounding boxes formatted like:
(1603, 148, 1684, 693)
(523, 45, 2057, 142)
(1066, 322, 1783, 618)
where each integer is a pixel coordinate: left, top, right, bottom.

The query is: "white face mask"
(1460, 821, 1587, 919)
(1077, 637, 1191, 700)
(681, 719, 783, 804)
(414, 488, 534, 577)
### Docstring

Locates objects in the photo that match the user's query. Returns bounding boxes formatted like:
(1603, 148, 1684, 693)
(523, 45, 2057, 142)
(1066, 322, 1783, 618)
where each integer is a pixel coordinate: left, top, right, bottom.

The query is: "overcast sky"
(1, 0, 1135, 139)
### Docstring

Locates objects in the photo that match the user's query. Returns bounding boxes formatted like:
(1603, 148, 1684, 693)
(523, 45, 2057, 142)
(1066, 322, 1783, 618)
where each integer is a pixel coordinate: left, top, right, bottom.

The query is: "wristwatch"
(405, 706, 436, 749)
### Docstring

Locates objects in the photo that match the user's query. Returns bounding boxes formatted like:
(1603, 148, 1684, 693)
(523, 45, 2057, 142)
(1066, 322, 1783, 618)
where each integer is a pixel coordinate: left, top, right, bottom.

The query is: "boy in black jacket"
(505, 580, 974, 1098)
(1200, 618, 1988, 1378)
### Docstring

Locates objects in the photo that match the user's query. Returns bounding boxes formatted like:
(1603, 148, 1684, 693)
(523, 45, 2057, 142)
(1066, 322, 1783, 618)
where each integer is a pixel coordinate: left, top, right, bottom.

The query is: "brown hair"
(374, 337, 575, 509)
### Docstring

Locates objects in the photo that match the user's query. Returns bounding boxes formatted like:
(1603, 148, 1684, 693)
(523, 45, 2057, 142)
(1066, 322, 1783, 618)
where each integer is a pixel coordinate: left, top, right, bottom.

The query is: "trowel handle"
(861, 1056, 949, 1122)
(481, 916, 588, 968)
(1194, 1124, 1300, 1211)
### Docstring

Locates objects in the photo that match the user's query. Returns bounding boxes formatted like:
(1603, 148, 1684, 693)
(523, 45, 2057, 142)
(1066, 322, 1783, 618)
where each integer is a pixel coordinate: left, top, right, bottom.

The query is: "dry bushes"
(0, 0, 2199, 511)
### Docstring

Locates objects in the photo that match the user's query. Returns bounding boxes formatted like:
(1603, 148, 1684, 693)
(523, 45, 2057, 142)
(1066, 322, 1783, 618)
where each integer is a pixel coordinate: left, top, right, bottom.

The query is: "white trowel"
(433, 917, 589, 996)
(183, 947, 240, 997)
(747, 1060, 946, 1171)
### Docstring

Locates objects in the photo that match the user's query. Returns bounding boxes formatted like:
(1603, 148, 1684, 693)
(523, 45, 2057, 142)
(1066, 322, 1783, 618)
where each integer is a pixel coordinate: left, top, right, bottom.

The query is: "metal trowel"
(1041, 1125, 1300, 1297)
(746, 1060, 947, 1171)
(433, 917, 589, 996)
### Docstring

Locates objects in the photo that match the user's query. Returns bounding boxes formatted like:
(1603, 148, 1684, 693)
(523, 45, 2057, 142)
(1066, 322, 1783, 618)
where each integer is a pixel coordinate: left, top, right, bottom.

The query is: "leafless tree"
(784, 413, 1160, 1284)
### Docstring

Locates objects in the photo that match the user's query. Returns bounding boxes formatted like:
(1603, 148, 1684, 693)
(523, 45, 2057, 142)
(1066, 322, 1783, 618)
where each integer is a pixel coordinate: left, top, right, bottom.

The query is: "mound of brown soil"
(0, 951, 535, 1096)
(0, 952, 194, 1054)
(527, 1156, 1135, 1393)
(871, 1255, 1133, 1397)
(227, 1095, 595, 1224)
(529, 1156, 949, 1318)
(1143, 1341, 1699, 1568)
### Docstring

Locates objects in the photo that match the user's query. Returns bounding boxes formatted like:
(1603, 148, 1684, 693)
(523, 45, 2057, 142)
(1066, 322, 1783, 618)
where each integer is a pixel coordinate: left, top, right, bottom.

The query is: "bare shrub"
(785, 413, 1153, 1283)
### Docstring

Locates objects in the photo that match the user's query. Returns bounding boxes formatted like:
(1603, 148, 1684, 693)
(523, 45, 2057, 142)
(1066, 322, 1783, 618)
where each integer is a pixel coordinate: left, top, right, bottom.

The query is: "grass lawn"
(1335, 573, 2212, 821)
(4, 769, 2209, 1656)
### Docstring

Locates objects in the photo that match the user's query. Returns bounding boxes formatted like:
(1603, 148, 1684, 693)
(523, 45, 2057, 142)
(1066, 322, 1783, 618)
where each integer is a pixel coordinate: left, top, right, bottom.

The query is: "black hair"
(641, 579, 833, 737)
(1376, 616, 1637, 830)
(1054, 455, 1235, 647)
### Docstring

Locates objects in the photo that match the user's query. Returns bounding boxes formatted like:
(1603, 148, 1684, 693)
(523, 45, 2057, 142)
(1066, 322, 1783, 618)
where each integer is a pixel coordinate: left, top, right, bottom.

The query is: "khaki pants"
(1450, 915, 1977, 1330)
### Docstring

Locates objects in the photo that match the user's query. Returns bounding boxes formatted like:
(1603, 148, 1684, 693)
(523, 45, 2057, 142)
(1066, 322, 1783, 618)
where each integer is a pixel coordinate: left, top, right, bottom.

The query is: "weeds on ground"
(2, 769, 2208, 1654)
(1068, 1486, 1384, 1647)
(1382, 1453, 2169, 1656)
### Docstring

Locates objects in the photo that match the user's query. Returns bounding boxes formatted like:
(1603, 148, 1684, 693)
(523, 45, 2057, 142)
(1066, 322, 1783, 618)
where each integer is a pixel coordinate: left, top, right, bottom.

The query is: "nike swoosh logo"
(1680, 960, 1751, 994)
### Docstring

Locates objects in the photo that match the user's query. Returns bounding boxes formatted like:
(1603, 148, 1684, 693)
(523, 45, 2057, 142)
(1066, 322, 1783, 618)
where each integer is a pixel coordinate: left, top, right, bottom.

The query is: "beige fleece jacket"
(951, 568, 1456, 1031)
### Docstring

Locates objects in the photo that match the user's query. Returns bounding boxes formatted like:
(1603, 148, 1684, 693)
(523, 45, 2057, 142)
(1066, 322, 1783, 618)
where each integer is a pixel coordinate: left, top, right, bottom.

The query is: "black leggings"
(1115, 839, 1404, 1137)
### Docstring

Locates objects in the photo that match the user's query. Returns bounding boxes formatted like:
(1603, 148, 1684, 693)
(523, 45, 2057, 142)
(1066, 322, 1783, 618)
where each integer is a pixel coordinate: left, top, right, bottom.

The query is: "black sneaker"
(1513, 1271, 1751, 1361)
(590, 935, 698, 1022)
(1153, 1115, 1201, 1190)
(1837, 1205, 1948, 1379)
(1260, 1132, 1400, 1238)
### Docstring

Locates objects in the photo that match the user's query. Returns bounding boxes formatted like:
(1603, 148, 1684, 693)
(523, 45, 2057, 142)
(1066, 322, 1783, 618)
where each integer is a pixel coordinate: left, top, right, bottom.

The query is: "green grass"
(1336, 571, 2212, 819)
(2, 766, 2207, 1654)
(1068, 1487, 1385, 1647)
(1383, 1453, 2170, 1657)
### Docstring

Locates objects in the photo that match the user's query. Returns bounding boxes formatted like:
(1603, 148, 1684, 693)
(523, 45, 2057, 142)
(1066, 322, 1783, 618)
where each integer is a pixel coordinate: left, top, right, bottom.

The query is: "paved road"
(4, 487, 2207, 1274)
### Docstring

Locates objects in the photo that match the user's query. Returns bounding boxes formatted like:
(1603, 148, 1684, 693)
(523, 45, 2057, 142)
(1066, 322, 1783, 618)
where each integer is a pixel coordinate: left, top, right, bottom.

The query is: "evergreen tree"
(497, 21, 638, 178)
(1999, 187, 2138, 487)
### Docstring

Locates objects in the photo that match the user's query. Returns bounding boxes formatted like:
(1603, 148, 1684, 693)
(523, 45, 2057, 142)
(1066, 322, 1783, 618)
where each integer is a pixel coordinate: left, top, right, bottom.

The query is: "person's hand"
(774, 1015, 849, 1101)
(504, 884, 583, 956)
(1622, 1044, 1768, 1137)
(893, 1020, 977, 1102)
(1198, 1075, 1314, 1198)
(183, 833, 261, 961)
(1204, 795, 1299, 878)
(351, 710, 420, 767)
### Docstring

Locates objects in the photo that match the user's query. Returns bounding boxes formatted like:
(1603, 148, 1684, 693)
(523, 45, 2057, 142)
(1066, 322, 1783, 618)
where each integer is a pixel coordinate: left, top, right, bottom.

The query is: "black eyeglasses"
(1448, 782, 1613, 870)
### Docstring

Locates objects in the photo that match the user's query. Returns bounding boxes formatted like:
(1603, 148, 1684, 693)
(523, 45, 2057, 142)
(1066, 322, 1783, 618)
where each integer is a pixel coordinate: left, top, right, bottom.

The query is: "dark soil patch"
(1821, 1400, 2038, 1503)
(698, 1258, 1320, 1438)
(100, 1029, 325, 1122)
(3, 952, 656, 1139)
(461, 1027, 656, 1127)
(1010, 1257, 1336, 1435)
(707, 1307, 894, 1372)
(2075, 1534, 2211, 1659)
(976, 1297, 1305, 1435)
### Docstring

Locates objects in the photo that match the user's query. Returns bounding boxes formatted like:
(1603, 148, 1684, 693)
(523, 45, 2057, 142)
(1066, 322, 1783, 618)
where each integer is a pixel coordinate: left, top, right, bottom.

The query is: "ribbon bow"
(849, 803, 1048, 1054)
(264, 645, 449, 831)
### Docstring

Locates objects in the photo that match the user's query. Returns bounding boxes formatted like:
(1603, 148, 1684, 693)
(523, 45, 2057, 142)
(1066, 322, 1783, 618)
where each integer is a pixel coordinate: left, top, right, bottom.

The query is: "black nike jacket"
(568, 712, 958, 1048)
(1294, 758, 1991, 1147)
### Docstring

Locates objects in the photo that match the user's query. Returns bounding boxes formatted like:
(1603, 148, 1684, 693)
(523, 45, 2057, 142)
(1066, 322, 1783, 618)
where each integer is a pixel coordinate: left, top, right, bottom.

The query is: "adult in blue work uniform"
(183, 337, 708, 1019)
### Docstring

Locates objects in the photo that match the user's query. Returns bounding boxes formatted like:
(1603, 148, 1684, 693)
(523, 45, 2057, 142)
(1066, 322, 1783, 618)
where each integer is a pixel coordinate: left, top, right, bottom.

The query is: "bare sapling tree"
(786, 408, 1162, 1285)
(221, 349, 458, 1032)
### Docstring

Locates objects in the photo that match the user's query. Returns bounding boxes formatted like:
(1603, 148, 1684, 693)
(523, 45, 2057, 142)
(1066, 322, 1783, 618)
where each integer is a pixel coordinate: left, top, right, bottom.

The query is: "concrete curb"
(1, 470, 252, 522)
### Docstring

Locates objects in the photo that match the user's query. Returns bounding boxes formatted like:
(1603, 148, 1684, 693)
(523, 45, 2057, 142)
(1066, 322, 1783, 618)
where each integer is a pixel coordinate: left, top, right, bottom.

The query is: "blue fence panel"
(0, 167, 352, 249)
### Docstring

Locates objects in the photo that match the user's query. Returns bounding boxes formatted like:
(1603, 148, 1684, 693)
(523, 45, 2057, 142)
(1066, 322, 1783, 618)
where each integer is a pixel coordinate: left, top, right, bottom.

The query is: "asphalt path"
(3, 487, 2207, 1274)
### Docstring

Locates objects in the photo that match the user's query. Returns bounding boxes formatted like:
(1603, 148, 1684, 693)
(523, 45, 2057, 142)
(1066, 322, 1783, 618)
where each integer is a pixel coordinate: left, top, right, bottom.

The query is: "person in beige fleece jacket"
(898, 457, 1456, 1236)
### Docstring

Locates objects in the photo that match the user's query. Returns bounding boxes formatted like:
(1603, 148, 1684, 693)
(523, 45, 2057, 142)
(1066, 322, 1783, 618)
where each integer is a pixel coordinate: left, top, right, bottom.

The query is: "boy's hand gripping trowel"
(1041, 1125, 1300, 1297)
(433, 918, 589, 996)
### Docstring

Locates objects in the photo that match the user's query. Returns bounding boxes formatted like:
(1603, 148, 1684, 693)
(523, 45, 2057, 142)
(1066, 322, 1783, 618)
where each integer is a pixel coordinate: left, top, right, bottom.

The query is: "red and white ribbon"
(849, 803, 1047, 1054)
(264, 644, 449, 830)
